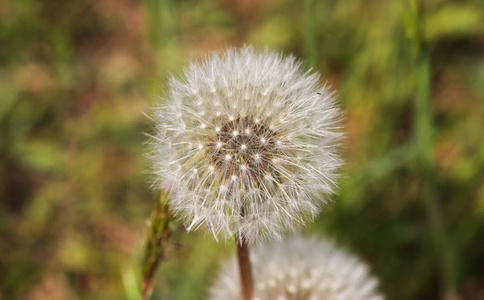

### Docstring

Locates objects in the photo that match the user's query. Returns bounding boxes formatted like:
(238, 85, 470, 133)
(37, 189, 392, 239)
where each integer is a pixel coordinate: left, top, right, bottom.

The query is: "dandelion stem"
(236, 234, 254, 300)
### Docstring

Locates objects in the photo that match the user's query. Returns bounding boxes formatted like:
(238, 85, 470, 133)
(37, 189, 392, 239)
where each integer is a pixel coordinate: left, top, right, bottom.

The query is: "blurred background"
(1, 0, 483, 299)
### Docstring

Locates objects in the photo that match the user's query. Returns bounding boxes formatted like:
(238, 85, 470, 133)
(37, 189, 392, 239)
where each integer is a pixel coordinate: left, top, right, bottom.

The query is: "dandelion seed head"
(210, 236, 384, 300)
(150, 46, 343, 243)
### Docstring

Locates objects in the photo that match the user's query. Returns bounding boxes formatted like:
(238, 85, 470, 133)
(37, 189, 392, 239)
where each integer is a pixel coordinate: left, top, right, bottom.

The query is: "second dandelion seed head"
(210, 236, 384, 300)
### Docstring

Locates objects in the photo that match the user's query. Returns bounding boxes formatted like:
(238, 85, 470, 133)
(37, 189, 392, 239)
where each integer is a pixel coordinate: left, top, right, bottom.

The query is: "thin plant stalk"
(303, 0, 317, 67)
(236, 235, 254, 300)
(408, 0, 458, 298)
(141, 191, 172, 300)
(146, 0, 179, 91)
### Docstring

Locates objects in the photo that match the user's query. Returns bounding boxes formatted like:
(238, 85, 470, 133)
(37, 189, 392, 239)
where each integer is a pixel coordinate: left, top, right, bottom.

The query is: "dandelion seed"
(149, 46, 343, 244)
(210, 236, 384, 300)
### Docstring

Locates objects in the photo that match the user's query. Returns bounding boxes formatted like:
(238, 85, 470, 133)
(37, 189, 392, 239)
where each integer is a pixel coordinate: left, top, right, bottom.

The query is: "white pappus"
(149, 46, 343, 244)
(210, 236, 384, 300)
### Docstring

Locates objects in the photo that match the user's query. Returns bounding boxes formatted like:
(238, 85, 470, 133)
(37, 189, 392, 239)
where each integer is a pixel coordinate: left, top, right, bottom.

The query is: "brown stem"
(236, 235, 254, 300)
(142, 280, 153, 300)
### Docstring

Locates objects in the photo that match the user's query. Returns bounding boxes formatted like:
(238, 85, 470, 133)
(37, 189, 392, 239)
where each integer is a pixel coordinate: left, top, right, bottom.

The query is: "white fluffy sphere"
(210, 236, 384, 300)
(150, 47, 342, 243)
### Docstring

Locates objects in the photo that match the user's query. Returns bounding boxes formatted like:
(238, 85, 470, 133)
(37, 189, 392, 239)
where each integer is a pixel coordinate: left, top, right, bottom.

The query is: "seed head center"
(206, 116, 277, 179)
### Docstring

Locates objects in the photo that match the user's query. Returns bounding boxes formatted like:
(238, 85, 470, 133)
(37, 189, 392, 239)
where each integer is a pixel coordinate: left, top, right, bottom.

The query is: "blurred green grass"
(1, 0, 483, 299)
